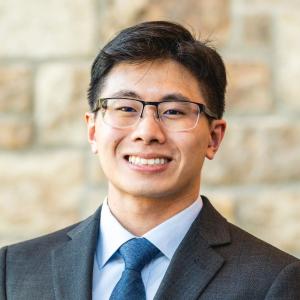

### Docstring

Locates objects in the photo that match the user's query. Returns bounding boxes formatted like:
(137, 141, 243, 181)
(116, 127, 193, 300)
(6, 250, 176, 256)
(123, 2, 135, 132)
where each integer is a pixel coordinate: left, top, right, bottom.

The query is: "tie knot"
(118, 238, 159, 272)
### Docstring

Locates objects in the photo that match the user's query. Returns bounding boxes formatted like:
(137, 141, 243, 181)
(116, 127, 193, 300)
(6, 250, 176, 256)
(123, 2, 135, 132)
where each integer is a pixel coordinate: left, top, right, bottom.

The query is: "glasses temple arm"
(201, 105, 218, 119)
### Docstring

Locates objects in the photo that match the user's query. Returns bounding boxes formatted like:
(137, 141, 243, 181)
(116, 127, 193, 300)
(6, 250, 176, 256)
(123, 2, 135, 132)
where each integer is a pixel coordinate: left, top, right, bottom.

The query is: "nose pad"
(132, 106, 166, 144)
(140, 105, 160, 122)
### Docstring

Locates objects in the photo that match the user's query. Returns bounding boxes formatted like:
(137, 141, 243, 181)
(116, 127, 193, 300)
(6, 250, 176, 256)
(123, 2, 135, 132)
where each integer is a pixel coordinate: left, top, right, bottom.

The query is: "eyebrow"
(160, 93, 192, 102)
(110, 90, 142, 99)
(108, 90, 193, 102)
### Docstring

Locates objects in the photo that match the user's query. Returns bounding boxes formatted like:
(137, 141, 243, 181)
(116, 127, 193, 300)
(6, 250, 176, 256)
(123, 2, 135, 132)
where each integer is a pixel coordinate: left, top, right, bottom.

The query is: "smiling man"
(1, 21, 299, 300)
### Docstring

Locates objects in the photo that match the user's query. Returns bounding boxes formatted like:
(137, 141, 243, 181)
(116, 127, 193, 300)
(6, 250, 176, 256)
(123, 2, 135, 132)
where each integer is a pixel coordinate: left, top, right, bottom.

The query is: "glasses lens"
(158, 101, 199, 131)
(101, 99, 142, 128)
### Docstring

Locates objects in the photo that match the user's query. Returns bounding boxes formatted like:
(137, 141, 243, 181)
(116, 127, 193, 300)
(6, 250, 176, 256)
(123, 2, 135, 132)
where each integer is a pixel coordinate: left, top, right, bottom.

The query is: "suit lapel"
(51, 208, 101, 300)
(155, 197, 231, 300)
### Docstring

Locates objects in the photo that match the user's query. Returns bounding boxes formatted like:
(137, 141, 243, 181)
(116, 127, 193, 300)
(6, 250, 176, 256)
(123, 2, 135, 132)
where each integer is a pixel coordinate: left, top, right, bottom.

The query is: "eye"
(116, 106, 137, 112)
(163, 109, 185, 116)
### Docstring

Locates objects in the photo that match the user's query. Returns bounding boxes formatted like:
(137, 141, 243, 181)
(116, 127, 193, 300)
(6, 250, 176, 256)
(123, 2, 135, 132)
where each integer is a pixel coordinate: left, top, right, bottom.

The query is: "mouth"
(124, 155, 172, 166)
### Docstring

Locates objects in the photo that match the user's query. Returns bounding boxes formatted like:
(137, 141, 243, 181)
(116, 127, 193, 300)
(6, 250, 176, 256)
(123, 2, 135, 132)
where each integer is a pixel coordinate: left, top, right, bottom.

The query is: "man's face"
(86, 59, 225, 201)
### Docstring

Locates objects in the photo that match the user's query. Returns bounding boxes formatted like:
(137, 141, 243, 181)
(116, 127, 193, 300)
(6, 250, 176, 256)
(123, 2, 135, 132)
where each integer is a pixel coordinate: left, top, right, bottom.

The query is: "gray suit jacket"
(1, 197, 299, 300)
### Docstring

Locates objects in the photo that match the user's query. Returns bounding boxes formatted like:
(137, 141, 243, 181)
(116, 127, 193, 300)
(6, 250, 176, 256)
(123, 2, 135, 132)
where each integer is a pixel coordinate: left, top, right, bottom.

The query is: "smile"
(128, 155, 169, 166)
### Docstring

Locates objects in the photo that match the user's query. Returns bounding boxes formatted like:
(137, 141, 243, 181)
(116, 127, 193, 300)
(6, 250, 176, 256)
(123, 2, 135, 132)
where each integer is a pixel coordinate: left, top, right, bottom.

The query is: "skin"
(86, 59, 226, 236)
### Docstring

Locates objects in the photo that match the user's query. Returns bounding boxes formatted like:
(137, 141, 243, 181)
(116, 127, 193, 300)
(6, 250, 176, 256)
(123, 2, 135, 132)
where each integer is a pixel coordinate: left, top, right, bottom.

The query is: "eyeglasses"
(92, 97, 218, 132)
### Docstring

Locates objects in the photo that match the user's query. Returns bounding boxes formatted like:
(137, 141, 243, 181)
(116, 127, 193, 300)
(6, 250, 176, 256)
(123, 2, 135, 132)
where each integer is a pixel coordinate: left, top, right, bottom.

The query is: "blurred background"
(0, 0, 299, 257)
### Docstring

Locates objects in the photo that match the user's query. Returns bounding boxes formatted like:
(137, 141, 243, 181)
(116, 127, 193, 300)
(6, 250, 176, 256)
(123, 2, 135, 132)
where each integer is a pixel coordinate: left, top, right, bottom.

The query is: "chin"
(127, 188, 167, 199)
(121, 182, 182, 200)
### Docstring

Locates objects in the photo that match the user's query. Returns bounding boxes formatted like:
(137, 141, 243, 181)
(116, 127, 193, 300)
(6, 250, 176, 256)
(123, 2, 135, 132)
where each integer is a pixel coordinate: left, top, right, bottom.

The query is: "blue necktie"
(109, 238, 160, 300)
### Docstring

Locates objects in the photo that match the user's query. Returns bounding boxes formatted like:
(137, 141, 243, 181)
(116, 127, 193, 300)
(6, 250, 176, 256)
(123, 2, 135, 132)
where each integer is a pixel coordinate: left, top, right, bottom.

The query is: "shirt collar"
(96, 196, 203, 269)
(96, 198, 135, 269)
(144, 197, 202, 259)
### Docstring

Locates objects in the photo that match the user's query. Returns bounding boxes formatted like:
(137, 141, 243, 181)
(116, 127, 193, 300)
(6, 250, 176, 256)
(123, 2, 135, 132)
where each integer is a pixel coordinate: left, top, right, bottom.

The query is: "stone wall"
(0, 0, 299, 257)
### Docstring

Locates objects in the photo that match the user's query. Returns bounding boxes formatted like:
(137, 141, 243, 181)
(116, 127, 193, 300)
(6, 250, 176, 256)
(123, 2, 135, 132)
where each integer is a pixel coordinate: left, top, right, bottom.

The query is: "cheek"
(176, 134, 210, 166)
(96, 126, 125, 156)
(176, 132, 209, 154)
(97, 134, 120, 175)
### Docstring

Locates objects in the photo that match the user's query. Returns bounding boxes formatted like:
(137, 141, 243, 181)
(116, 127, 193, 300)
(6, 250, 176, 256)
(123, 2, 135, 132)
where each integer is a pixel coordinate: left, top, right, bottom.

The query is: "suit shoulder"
(3, 209, 99, 255)
(4, 222, 79, 255)
(227, 222, 299, 265)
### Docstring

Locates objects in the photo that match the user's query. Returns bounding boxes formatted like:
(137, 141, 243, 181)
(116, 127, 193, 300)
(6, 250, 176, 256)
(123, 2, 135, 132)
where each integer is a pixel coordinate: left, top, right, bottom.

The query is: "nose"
(130, 107, 166, 145)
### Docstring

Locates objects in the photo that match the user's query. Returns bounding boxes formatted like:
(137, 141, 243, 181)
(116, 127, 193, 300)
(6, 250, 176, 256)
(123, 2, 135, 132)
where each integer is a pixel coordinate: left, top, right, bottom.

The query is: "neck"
(106, 184, 200, 236)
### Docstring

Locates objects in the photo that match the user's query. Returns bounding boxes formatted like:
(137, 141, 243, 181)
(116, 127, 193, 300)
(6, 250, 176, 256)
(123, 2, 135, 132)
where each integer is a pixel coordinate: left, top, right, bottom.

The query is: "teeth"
(128, 156, 168, 166)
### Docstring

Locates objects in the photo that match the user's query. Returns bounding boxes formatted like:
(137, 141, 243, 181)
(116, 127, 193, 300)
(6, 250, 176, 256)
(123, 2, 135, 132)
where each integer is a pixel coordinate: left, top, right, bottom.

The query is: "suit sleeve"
(265, 260, 300, 300)
(0, 246, 7, 300)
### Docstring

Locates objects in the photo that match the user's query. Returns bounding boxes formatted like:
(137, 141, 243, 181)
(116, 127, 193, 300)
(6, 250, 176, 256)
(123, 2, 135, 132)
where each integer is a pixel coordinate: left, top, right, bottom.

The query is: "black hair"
(88, 21, 226, 118)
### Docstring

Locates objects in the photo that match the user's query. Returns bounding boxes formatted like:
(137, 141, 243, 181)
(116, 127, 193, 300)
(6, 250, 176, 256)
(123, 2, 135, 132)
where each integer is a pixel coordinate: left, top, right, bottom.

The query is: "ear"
(85, 112, 98, 154)
(206, 119, 226, 160)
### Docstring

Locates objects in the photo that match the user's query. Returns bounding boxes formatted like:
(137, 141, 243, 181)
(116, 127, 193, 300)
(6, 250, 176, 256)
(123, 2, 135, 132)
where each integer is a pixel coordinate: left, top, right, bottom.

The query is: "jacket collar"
(154, 196, 231, 300)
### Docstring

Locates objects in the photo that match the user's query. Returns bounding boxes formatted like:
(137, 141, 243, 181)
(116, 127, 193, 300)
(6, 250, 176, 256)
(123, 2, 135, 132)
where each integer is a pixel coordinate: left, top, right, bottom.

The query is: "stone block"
(98, 0, 230, 47)
(144, 0, 230, 46)
(79, 186, 107, 219)
(97, 0, 149, 43)
(0, 150, 84, 240)
(35, 63, 90, 145)
(202, 120, 258, 185)
(275, 11, 300, 112)
(257, 119, 300, 182)
(202, 117, 300, 185)
(201, 187, 236, 223)
(0, 0, 96, 58)
(239, 0, 297, 7)
(243, 14, 272, 47)
(226, 62, 273, 114)
(0, 117, 32, 149)
(0, 65, 32, 113)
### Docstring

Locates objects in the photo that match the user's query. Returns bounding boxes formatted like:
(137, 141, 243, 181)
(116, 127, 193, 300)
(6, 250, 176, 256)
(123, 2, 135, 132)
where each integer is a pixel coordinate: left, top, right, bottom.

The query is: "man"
(0, 21, 299, 300)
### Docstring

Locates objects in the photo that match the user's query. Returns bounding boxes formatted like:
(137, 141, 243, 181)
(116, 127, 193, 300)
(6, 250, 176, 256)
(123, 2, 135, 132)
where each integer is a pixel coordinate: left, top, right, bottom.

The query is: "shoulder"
(198, 197, 300, 288)
(0, 222, 80, 280)
(229, 223, 300, 297)
(3, 222, 79, 256)
(0, 208, 101, 298)
(228, 221, 298, 264)
(200, 196, 298, 266)
(0, 221, 82, 299)
(1, 206, 100, 260)
(222, 220, 300, 293)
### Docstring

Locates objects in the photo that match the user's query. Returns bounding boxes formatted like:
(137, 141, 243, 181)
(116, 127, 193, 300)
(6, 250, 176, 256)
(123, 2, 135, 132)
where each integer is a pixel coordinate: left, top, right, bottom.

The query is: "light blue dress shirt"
(92, 197, 203, 300)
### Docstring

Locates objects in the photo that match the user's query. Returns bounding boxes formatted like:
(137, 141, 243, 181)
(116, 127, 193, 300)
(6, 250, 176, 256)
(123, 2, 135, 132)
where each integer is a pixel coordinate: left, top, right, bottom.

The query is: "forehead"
(100, 59, 204, 102)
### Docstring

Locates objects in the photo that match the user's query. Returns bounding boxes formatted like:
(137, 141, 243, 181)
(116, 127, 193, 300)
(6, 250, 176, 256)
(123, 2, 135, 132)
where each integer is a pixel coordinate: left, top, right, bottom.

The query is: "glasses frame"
(92, 97, 219, 131)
